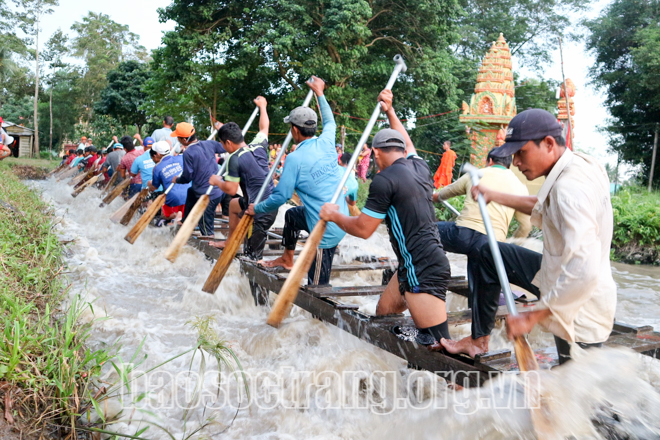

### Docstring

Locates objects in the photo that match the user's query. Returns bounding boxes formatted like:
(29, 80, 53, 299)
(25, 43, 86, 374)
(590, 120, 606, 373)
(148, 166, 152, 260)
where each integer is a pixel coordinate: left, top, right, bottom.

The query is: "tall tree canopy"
(585, 0, 660, 187)
(95, 60, 151, 133)
(71, 12, 148, 122)
(148, 0, 463, 140)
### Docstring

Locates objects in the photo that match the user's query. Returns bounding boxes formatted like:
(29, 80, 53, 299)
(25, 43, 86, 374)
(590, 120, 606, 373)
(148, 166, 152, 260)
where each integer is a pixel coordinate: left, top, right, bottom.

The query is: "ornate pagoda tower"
(557, 78, 576, 150)
(460, 34, 517, 166)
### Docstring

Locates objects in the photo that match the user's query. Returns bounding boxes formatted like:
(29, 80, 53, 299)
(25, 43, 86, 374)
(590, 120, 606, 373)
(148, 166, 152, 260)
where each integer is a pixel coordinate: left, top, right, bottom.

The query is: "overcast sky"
(37, 0, 615, 165)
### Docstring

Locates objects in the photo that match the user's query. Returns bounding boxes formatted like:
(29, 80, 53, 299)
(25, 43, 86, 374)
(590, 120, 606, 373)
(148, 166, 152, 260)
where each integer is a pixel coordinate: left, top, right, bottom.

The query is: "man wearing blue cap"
(441, 108, 617, 364)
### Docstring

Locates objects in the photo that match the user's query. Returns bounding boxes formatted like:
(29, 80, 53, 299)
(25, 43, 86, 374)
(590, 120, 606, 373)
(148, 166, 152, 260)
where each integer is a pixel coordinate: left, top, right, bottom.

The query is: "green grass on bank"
(0, 162, 112, 435)
(611, 187, 660, 264)
(4, 156, 60, 171)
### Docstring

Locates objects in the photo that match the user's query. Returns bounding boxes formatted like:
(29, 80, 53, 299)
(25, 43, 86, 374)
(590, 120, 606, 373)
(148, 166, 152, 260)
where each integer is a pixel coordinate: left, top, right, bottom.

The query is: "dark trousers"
(128, 183, 142, 198)
(244, 211, 277, 260)
(476, 242, 542, 339)
(478, 242, 602, 363)
(282, 206, 336, 285)
(436, 222, 489, 308)
(183, 187, 222, 237)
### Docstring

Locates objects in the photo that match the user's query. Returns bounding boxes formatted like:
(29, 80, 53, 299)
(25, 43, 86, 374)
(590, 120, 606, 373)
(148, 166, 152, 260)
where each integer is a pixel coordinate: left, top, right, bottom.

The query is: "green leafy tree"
(514, 77, 559, 113)
(585, 0, 660, 188)
(455, 0, 589, 66)
(94, 60, 151, 133)
(14, 0, 60, 156)
(147, 0, 463, 141)
(71, 12, 148, 123)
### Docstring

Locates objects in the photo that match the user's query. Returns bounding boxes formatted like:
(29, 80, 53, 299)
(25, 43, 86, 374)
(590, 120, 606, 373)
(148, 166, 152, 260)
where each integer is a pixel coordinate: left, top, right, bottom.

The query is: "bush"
(611, 187, 660, 264)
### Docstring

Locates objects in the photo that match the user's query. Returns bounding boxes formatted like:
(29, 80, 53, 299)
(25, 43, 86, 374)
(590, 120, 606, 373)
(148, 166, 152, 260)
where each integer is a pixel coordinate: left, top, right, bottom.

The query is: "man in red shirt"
(117, 136, 143, 198)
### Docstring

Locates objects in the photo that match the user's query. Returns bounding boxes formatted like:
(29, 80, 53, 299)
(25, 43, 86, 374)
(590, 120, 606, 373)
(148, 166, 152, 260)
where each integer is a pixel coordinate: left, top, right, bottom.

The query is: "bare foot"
(259, 256, 294, 270)
(209, 241, 226, 249)
(439, 335, 489, 358)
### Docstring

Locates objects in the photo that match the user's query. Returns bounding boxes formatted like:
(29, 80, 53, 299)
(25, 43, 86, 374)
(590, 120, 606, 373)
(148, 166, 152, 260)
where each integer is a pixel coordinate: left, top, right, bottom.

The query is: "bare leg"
(376, 273, 407, 315)
(439, 335, 490, 358)
(404, 291, 447, 328)
(210, 198, 242, 249)
(259, 248, 295, 270)
(0, 146, 10, 161)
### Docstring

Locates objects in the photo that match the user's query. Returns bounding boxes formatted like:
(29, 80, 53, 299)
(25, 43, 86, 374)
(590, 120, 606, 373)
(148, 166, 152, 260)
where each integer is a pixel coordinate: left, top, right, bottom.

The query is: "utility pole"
(49, 83, 53, 157)
(649, 124, 658, 192)
(33, 11, 40, 158)
(340, 125, 346, 150)
(558, 37, 574, 148)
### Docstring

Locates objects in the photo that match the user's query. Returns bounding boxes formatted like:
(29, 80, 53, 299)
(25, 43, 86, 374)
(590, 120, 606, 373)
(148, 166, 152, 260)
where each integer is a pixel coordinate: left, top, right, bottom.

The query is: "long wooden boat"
(187, 230, 660, 387)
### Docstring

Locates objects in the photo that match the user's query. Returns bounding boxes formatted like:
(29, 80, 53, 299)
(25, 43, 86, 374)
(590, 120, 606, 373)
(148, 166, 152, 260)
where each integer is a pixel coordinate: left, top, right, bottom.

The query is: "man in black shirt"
(319, 89, 452, 346)
(209, 96, 276, 259)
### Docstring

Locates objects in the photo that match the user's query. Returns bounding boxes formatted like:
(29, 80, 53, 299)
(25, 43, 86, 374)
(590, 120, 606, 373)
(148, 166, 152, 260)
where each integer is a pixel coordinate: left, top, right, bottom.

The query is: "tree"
(147, 0, 463, 140)
(71, 12, 148, 123)
(94, 61, 151, 133)
(454, 0, 590, 67)
(14, 0, 59, 157)
(585, 0, 660, 188)
(514, 77, 559, 113)
(43, 28, 68, 153)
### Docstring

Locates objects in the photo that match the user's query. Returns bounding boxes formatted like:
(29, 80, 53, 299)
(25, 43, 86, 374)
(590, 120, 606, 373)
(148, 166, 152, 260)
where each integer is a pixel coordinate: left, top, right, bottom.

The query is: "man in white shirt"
(151, 116, 181, 153)
(442, 109, 617, 364)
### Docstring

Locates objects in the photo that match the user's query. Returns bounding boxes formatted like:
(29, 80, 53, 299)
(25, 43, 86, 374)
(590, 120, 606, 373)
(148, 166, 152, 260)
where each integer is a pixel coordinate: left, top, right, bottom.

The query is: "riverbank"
(0, 162, 110, 437)
(611, 187, 660, 265)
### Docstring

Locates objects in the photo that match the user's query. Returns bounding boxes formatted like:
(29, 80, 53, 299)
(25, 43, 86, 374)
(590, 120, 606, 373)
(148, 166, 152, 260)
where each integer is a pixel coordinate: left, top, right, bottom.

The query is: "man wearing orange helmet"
(171, 122, 226, 238)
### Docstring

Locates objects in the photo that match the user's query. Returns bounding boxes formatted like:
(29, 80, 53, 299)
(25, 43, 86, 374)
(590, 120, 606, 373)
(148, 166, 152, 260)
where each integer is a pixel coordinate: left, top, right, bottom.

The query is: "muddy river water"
(37, 179, 660, 439)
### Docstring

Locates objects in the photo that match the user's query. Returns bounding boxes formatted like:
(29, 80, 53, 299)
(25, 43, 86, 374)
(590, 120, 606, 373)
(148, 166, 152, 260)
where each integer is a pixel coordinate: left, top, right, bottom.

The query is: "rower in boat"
(246, 77, 349, 286)
(443, 109, 617, 364)
(207, 96, 276, 260)
(319, 88, 452, 347)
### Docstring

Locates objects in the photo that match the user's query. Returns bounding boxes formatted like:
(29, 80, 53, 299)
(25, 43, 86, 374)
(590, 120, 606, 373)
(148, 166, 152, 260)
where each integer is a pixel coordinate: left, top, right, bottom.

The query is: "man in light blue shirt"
(247, 76, 348, 285)
(130, 137, 157, 190)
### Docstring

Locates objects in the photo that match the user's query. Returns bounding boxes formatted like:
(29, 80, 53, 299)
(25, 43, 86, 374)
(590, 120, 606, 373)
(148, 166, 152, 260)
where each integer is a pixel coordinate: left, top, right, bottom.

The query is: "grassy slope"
(0, 162, 111, 435)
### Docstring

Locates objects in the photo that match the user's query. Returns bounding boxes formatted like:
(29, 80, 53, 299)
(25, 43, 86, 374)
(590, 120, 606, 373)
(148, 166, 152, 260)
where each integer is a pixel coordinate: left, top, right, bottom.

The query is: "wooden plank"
(238, 258, 497, 386)
(307, 279, 469, 298)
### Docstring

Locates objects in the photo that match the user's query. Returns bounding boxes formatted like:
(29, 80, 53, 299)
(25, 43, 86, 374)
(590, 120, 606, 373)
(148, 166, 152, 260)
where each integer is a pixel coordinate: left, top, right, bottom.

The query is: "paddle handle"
(204, 106, 260, 196)
(330, 55, 407, 203)
(461, 163, 518, 316)
(268, 220, 328, 327)
(254, 87, 315, 205)
(441, 200, 461, 217)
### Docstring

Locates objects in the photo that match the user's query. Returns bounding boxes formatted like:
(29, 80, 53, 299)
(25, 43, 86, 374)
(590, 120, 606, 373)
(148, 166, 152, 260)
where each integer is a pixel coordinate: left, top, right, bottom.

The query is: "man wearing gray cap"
(320, 89, 452, 346)
(442, 108, 616, 364)
(247, 76, 348, 285)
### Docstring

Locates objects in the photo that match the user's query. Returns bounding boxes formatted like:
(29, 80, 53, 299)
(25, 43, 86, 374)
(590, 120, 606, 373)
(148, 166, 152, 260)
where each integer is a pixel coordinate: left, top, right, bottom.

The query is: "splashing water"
(34, 178, 660, 439)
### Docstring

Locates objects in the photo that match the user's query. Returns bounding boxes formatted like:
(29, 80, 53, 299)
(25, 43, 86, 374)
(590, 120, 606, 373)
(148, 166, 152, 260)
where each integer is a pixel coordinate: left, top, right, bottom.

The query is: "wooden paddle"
(73, 168, 97, 189)
(163, 122, 241, 263)
(267, 55, 408, 328)
(71, 174, 100, 197)
(120, 188, 150, 226)
(100, 170, 119, 196)
(68, 169, 90, 186)
(124, 179, 178, 244)
(201, 92, 315, 294)
(57, 166, 78, 181)
(49, 162, 66, 176)
(110, 192, 140, 223)
(461, 163, 539, 371)
(100, 178, 130, 207)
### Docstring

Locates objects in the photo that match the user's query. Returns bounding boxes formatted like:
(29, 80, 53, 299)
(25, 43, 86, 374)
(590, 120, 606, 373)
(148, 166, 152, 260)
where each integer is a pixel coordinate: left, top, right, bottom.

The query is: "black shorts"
(396, 266, 449, 302)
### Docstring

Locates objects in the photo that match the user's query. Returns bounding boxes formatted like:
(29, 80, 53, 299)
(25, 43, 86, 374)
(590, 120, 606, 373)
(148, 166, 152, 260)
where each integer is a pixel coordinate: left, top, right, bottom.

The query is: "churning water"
(36, 178, 660, 439)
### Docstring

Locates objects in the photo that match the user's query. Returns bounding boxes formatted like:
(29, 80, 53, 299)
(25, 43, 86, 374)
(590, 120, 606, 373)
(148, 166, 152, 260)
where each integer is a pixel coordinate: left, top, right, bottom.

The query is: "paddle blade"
(202, 215, 254, 294)
(68, 171, 87, 186)
(101, 178, 130, 207)
(348, 204, 361, 217)
(110, 192, 139, 223)
(267, 220, 327, 328)
(514, 335, 539, 372)
(124, 194, 166, 244)
(71, 175, 99, 197)
(164, 194, 210, 263)
(73, 170, 94, 189)
(120, 188, 150, 226)
(100, 171, 119, 196)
